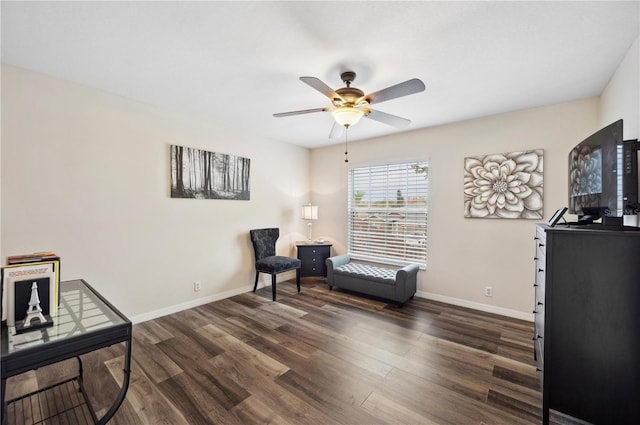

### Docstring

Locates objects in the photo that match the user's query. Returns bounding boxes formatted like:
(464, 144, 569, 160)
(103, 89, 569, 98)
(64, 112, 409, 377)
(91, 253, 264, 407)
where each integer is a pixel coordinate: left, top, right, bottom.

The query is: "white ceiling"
(2, 1, 639, 148)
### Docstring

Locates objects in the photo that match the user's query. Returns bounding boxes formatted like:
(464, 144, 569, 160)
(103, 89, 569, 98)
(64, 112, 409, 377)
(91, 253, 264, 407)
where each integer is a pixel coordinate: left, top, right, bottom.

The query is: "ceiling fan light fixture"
(332, 106, 364, 127)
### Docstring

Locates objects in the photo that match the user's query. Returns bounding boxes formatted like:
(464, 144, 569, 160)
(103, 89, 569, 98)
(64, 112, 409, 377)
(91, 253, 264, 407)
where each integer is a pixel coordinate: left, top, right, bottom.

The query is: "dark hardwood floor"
(5, 278, 546, 424)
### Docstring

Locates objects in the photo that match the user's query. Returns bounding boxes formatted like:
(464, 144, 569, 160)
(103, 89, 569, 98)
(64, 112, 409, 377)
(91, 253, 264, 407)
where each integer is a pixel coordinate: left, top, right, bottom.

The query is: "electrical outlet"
(194, 281, 202, 292)
(484, 286, 493, 297)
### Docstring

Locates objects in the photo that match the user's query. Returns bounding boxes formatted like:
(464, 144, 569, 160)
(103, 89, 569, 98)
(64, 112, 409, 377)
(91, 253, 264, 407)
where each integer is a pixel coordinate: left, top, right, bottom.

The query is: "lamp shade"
(332, 106, 364, 127)
(301, 204, 318, 220)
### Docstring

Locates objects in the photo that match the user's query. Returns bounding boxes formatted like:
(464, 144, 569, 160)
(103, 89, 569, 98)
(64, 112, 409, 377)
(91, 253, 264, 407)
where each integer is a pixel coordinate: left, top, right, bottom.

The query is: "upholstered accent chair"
(249, 228, 301, 301)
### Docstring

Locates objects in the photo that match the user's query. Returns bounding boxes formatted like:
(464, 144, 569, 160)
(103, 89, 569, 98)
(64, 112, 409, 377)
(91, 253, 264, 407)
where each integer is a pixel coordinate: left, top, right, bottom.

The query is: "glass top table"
(1, 279, 132, 425)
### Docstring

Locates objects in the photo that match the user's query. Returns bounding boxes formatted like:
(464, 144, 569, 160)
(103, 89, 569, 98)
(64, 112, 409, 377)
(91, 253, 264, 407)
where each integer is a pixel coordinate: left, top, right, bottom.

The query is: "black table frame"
(1, 279, 132, 425)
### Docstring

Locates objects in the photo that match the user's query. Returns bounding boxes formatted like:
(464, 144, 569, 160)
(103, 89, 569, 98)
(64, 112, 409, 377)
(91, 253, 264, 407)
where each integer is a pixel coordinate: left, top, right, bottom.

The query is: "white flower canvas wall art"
(464, 150, 543, 219)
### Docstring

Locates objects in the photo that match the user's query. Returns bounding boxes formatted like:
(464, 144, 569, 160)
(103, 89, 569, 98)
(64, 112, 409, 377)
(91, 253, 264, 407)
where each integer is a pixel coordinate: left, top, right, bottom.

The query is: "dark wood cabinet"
(534, 224, 640, 425)
(296, 242, 332, 277)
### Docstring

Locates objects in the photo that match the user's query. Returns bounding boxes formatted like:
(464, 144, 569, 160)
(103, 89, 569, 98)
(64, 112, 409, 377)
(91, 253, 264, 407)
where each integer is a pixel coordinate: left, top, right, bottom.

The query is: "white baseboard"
(415, 290, 533, 322)
(132, 277, 532, 324)
(130, 285, 251, 324)
(130, 272, 297, 324)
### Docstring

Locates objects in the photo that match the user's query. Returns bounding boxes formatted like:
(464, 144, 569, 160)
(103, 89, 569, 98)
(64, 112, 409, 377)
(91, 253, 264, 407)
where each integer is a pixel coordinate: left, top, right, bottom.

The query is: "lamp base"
(307, 222, 313, 243)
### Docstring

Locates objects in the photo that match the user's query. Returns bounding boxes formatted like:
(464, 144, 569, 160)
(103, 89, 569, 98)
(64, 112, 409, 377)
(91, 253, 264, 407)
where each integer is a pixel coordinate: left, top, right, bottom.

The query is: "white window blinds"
(348, 161, 428, 268)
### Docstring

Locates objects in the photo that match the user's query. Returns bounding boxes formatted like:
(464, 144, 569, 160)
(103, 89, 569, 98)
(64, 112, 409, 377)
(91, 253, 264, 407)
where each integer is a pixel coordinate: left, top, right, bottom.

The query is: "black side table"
(296, 242, 332, 277)
(1, 279, 131, 425)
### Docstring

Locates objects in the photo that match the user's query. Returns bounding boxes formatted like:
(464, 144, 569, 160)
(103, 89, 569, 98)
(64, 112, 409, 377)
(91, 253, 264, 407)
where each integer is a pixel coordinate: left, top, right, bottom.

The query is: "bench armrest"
(396, 263, 419, 283)
(396, 264, 419, 301)
(326, 254, 351, 284)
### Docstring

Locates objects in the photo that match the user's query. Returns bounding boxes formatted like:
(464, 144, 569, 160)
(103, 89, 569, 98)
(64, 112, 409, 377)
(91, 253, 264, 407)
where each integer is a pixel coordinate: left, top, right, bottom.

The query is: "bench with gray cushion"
(325, 254, 418, 305)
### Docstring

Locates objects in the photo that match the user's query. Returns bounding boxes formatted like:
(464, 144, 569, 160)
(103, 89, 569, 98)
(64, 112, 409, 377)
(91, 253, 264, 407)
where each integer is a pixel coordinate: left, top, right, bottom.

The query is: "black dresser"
(296, 242, 332, 277)
(534, 224, 640, 424)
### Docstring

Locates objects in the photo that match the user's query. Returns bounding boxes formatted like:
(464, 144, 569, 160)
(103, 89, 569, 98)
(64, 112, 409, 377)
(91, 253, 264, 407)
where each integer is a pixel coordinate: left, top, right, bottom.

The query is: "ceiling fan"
(273, 71, 426, 138)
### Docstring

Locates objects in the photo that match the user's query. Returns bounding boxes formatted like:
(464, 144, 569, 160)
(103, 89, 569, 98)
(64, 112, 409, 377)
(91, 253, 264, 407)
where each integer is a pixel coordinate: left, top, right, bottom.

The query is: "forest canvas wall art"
(464, 149, 543, 219)
(170, 144, 250, 200)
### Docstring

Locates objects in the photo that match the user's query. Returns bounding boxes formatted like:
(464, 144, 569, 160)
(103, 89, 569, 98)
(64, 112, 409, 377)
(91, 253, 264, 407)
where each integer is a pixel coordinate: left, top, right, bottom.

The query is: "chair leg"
(296, 268, 301, 292)
(253, 272, 259, 293)
(271, 274, 277, 301)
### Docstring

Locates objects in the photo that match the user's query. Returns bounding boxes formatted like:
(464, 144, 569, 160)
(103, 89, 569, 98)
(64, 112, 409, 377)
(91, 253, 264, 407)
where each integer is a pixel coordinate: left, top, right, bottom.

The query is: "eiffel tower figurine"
(22, 282, 48, 328)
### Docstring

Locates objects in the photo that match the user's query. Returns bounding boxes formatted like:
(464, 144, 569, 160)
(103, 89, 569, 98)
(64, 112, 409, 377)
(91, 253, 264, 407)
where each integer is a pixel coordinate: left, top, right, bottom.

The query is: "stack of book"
(1, 252, 61, 331)
(7, 251, 60, 265)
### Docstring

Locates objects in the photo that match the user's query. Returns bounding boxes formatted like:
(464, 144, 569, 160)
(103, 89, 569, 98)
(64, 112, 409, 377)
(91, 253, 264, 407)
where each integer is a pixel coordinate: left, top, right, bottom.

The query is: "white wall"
(599, 36, 639, 227)
(311, 99, 599, 318)
(311, 37, 640, 318)
(1, 65, 311, 322)
(600, 36, 639, 139)
(3, 32, 636, 322)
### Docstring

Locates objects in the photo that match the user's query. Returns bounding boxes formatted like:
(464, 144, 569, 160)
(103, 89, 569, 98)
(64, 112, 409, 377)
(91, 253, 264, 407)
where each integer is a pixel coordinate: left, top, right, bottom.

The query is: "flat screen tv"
(568, 119, 639, 226)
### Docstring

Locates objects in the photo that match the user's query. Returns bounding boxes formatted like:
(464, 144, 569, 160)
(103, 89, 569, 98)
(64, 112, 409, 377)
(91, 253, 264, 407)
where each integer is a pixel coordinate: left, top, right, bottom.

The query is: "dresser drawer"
(296, 243, 332, 277)
(301, 263, 323, 276)
(534, 301, 545, 371)
(534, 334, 544, 371)
(299, 246, 329, 261)
(534, 306, 544, 338)
(535, 228, 546, 256)
(534, 282, 545, 312)
(535, 265, 545, 291)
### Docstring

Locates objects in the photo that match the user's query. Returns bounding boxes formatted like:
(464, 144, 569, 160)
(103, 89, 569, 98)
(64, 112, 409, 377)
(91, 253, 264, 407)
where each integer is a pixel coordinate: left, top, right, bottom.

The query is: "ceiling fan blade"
(365, 109, 411, 128)
(329, 121, 344, 139)
(300, 77, 344, 102)
(363, 78, 425, 105)
(273, 107, 328, 117)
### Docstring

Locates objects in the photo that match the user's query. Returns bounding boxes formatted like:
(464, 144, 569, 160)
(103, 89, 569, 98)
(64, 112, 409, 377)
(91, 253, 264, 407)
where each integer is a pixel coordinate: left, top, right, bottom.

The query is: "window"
(348, 161, 428, 268)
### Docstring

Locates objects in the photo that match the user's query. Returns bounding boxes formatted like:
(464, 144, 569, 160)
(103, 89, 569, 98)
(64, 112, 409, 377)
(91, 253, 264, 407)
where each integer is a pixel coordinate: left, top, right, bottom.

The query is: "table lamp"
(301, 204, 318, 242)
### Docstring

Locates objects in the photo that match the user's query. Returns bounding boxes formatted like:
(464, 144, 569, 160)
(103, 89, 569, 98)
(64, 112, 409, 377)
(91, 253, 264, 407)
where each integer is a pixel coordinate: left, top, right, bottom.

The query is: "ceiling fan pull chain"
(344, 125, 349, 163)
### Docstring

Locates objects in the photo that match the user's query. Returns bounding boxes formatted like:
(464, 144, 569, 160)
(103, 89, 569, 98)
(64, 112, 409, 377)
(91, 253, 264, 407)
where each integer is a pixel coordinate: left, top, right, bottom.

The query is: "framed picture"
(464, 149, 544, 219)
(170, 144, 251, 200)
(548, 207, 568, 227)
(1, 261, 58, 329)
